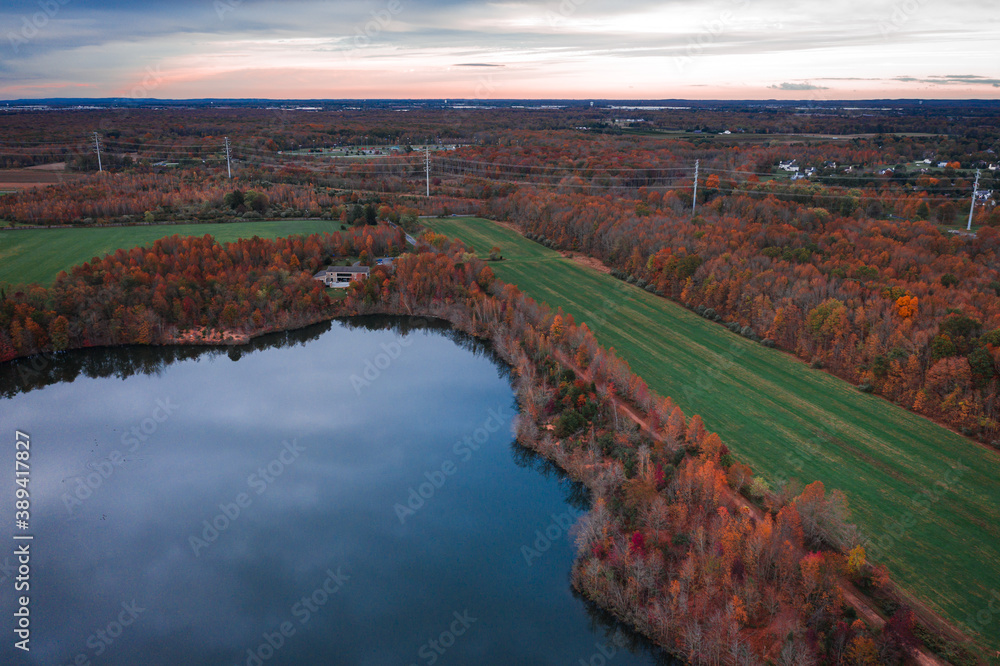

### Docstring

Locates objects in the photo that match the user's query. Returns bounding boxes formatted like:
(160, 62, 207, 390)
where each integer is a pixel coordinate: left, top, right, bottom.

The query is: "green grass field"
(0, 220, 346, 287)
(427, 217, 1000, 651)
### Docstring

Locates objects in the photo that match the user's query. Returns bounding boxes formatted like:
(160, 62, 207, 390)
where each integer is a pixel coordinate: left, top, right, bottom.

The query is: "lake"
(0, 318, 673, 665)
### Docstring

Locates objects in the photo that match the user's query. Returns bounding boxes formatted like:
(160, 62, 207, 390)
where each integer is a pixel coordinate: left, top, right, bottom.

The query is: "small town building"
(313, 265, 370, 288)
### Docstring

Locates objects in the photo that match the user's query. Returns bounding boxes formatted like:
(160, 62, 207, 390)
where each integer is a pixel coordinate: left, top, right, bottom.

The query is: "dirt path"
(553, 349, 950, 666)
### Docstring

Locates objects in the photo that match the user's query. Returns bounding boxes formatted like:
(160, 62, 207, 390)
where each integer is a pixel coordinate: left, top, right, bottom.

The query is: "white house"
(313, 265, 370, 288)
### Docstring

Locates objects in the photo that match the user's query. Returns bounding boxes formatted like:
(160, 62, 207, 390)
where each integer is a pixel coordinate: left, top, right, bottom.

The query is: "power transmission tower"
(967, 169, 981, 231)
(425, 147, 430, 197)
(691, 159, 699, 218)
(224, 137, 232, 179)
(93, 132, 102, 172)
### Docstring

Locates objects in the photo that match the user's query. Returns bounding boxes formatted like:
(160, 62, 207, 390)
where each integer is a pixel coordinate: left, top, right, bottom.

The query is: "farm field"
(0, 164, 84, 192)
(0, 219, 345, 287)
(426, 216, 1000, 651)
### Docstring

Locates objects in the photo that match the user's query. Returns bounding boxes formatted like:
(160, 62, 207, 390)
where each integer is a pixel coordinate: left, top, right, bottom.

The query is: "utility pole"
(691, 159, 699, 218)
(967, 169, 981, 231)
(93, 132, 102, 172)
(224, 136, 232, 179)
(425, 147, 430, 197)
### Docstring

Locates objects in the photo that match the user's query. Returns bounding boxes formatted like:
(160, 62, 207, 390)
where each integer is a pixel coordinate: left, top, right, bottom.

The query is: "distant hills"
(3, 98, 1000, 111)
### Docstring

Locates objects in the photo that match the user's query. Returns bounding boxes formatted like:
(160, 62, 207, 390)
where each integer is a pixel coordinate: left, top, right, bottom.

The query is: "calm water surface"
(0, 318, 674, 665)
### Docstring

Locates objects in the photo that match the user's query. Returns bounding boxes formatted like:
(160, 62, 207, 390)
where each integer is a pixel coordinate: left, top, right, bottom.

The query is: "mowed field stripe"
(429, 216, 1000, 650)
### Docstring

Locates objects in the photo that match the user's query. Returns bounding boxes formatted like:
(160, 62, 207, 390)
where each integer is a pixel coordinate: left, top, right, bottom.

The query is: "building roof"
(328, 266, 370, 274)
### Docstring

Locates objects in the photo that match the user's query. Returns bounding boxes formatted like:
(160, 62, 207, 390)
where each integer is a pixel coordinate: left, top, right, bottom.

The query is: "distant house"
(313, 265, 370, 288)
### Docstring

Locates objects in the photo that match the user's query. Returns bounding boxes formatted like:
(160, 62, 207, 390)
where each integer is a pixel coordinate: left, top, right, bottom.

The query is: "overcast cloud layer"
(1, 0, 998, 99)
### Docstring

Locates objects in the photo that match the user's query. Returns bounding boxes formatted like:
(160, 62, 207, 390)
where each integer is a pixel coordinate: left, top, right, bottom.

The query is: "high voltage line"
(1, 136, 987, 207)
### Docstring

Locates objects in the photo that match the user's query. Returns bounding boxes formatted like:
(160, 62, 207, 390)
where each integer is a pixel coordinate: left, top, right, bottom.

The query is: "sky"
(1, 0, 998, 100)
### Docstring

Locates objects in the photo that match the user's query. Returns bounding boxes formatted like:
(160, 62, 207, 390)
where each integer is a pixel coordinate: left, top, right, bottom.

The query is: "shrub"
(940, 273, 959, 288)
(749, 477, 770, 499)
(597, 432, 615, 456)
(554, 409, 587, 438)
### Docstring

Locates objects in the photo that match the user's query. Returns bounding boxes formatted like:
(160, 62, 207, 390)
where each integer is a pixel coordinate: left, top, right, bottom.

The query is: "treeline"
(4, 109, 999, 226)
(2, 105, 996, 164)
(482, 188, 1000, 444)
(0, 167, 481, 225)
(0, 225, 404, 362)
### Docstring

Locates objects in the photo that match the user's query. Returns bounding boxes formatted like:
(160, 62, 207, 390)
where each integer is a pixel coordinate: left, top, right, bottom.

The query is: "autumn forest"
(2, 101, 999, 664)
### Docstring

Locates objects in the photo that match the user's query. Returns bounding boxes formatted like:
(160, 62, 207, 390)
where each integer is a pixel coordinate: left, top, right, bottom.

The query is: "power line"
(435, 155, 693, 173)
